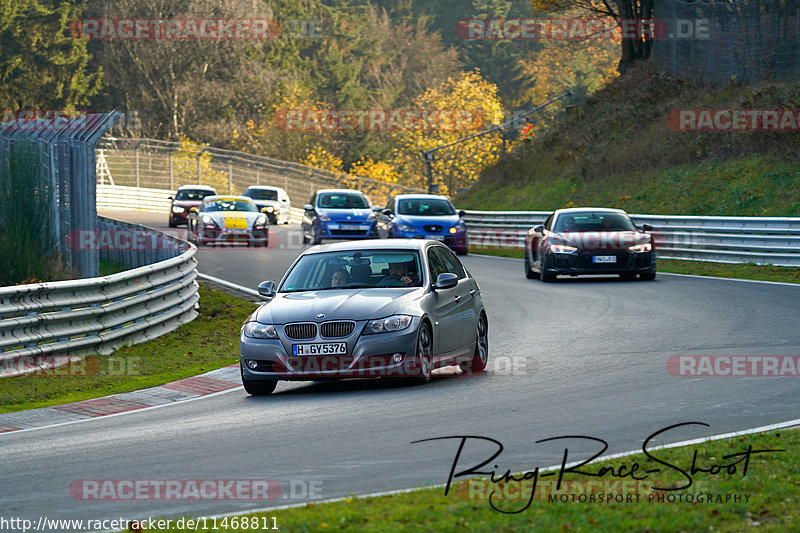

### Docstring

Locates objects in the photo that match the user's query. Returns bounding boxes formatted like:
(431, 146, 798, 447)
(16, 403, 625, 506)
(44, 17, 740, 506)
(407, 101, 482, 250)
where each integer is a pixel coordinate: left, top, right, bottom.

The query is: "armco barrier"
(97, 183, 306, 224)
(463, 211, 800, 267)
(0, 218, 198, 378)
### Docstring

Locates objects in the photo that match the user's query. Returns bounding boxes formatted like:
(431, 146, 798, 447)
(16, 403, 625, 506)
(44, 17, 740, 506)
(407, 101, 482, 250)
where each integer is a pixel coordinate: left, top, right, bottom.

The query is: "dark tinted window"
(553, 212, 635, 232)
(317, 192, 369, 209)
(426, 248, 447, 281)
(244, 188, 278, 201)
(203, 200, 258, 212)
(397, 198, 456, 216)
(434, 247, 466, 279)
(176, 189, 215, 201)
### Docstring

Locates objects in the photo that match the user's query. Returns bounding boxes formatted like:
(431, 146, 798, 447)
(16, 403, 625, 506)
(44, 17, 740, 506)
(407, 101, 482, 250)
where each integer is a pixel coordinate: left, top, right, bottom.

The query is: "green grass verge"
(0, 285, 257, 414)
(470, 247, 800, 284)
(99, 260, 128, 276)
(135, 427, 799, 532)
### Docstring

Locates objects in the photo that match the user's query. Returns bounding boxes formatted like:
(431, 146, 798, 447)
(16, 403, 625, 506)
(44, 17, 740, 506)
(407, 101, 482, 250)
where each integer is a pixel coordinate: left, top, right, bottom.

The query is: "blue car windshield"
(397, 198, 456, 216)
(203, 201, 258, 212)
(281, 250, 423, 292)
(317, 193, 369, 209)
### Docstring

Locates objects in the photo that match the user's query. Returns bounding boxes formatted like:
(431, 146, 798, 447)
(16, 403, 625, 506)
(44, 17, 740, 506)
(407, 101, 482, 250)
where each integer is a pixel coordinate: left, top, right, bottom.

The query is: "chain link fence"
(96, 138, 424, 209)
(652, 0, 800, 84)
(1, 113, 121, 280)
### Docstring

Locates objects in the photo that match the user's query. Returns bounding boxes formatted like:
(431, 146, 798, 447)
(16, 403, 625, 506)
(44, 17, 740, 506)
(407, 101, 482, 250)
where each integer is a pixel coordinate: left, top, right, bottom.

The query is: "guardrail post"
(134, 146, 140, 188)
(228, 159, 233, 194)
(168, 148, 174, 190)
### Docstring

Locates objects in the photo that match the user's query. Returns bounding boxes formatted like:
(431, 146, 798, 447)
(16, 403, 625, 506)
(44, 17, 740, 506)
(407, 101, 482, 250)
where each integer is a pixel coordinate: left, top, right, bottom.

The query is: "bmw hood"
(320, 208, 374, 224)
(254, 288, 424, 324)
(204, 211, 264, 228)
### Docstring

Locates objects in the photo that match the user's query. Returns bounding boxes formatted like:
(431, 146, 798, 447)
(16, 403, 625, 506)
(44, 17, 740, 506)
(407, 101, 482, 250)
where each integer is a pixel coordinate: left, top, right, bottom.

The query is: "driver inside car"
(386, 261, 419, 286)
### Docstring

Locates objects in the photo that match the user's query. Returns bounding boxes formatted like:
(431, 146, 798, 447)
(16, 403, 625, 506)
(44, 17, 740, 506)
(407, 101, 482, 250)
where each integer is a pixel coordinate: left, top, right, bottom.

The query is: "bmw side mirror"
(433, 273, 458, 290)
(257, 281, 276, 298)
(304, 204, 313, 211)
(372, 206, 382, 212)
(533, 224, 544, 234)
(642, 224, 653, 232)
(383, 209, 393, 216)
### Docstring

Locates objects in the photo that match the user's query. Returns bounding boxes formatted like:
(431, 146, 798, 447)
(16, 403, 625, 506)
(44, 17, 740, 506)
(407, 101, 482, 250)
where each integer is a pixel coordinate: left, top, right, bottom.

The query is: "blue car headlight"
(318, 213, 332, 222)
(243, 322, 278, 339)
(396, 224, 415, 233)
(364, 315, 413, 334)
(450, 222, 466, 234)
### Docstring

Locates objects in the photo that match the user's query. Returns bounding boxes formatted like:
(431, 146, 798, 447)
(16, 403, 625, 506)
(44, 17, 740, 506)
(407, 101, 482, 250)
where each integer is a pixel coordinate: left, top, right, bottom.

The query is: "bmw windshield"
(280, 250, 423, 292)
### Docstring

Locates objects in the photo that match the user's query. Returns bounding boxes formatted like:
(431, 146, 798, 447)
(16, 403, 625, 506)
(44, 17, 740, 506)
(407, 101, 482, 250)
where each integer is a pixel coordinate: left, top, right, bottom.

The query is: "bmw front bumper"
(240, 317, 422, 381)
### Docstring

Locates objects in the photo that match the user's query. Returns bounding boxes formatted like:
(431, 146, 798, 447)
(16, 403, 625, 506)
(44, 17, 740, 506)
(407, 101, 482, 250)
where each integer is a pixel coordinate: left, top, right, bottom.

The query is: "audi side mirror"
(304, 204, 313, 211)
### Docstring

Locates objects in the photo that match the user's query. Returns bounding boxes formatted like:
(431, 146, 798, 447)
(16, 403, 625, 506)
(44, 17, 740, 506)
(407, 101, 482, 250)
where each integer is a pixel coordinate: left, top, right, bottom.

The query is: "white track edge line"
(104, 416, 800, 532)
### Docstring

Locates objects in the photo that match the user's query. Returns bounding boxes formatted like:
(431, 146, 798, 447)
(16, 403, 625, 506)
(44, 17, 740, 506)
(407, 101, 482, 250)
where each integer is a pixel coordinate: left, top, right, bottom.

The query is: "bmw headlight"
(264, 206, 275, 213)
(550, 244, 578, 253)
(397, 224, 415, 233)
(629, 242, 652, 253)
(318, 213, 332, 222)
(243, 322, 278, 339)
(365, 315, 413, 334)
(172, 206, 185, 213)
(201, 215, 217, 226)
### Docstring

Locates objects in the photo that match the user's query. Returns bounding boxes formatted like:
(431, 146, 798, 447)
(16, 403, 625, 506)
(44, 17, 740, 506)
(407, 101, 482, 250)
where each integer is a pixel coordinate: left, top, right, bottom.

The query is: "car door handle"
(469, 289, 476, 295)
(454, 295, 461, 302)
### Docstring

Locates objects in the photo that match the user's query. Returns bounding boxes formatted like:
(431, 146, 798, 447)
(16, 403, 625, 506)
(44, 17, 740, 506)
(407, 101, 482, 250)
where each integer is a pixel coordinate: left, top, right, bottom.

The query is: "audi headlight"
(364, 315, 413, 334)
(318, 213, 332, 222)
(550, 244, 578, 253)
(201, 215, 217, 226)
(243, 322, 278, 339)
(254, 214, 268, 226)
(629, 242, 652, 253)
(397, 224, 415, 233)
(172, 206, 185, 213)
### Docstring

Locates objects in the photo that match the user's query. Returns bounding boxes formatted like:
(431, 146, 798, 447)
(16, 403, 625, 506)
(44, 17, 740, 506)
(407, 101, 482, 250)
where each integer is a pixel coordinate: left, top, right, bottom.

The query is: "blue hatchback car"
(302, 189, 378, 244)
(376, 194, 469, 255)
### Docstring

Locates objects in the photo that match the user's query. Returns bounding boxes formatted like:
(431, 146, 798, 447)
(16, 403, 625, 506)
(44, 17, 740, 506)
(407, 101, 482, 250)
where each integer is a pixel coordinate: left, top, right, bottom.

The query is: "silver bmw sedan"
(239, 239, 488, 395)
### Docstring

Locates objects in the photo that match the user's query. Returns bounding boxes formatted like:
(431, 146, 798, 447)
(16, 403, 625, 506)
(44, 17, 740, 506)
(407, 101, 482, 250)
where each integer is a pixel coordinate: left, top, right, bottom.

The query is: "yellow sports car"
(188, 195, 269, 247)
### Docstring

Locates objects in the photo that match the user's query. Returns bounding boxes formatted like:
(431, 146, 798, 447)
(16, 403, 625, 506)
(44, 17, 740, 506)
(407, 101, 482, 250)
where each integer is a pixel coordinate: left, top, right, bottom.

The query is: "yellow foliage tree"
(172, 136, 229, 193)
(393, 71, 504, 195)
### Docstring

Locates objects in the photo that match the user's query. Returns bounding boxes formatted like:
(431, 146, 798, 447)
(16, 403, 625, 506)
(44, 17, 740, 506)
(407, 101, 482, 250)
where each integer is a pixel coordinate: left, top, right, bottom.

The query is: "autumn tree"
(530, 0, 654, 72)
(393, 71, 504, 194)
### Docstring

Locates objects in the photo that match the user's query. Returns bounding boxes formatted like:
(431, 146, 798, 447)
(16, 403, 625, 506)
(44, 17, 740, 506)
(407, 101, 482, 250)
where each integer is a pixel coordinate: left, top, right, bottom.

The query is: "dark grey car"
(240, 239, 488, 395)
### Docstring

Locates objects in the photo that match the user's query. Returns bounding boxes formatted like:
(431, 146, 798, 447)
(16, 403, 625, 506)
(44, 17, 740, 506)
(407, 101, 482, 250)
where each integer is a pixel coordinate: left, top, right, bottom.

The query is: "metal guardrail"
(0, 218, 199, 378)
(96, 137, 424, 209)
(463, 211, 800, 267)
(96, 183, 306, 224)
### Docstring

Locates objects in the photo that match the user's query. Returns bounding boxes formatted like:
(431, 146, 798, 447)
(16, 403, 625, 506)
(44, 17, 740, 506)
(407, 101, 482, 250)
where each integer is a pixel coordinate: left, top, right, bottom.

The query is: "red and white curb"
(0, 365, 242, 434)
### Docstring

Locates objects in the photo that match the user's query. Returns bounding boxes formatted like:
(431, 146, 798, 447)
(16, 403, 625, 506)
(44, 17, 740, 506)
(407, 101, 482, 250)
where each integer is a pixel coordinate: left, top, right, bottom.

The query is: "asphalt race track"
(3, 210, 799, 524)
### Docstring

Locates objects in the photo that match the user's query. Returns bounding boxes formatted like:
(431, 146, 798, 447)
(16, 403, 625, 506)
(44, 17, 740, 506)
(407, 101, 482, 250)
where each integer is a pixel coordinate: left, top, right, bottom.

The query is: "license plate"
(293, 343, 347, 356)
(340, 224, 362, 231)
(593, 255, 616, 263)
(426, 235, 445, 241)
(226, 228, 248, 234)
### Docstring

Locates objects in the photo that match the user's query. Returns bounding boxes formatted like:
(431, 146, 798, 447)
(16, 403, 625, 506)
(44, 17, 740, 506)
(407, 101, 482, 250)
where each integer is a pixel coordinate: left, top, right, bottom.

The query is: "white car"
(188, 196, 269, 247)
(242, 185, 292, 225)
